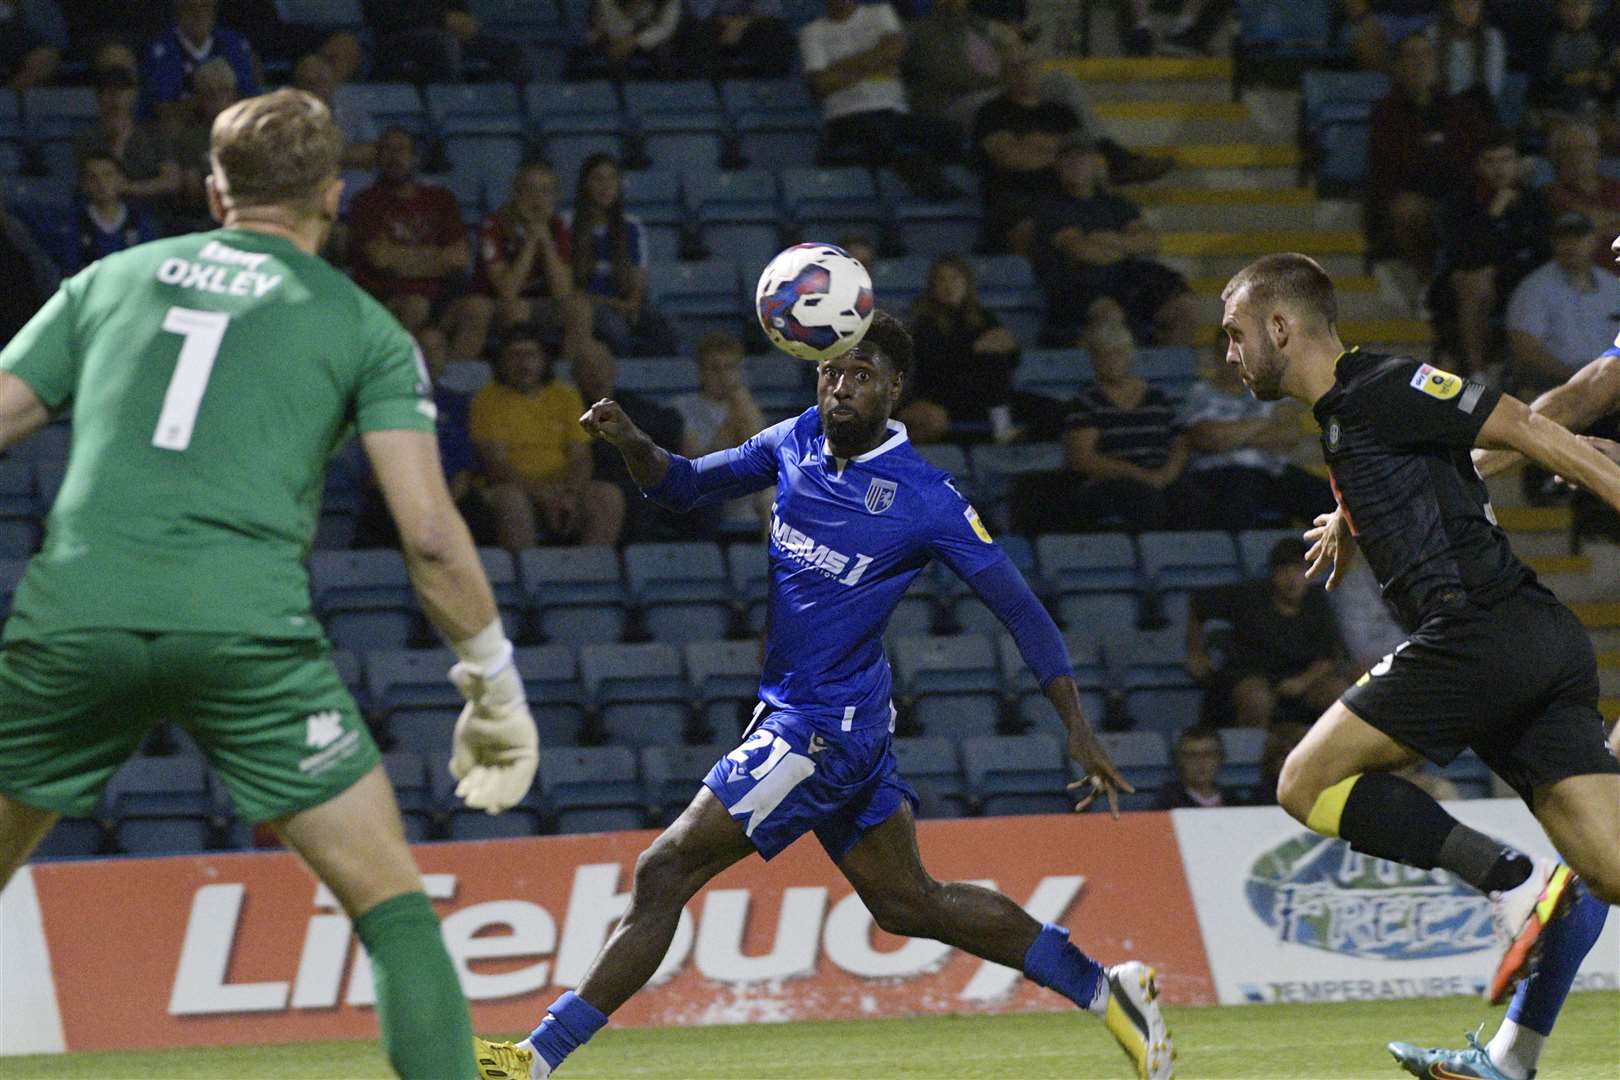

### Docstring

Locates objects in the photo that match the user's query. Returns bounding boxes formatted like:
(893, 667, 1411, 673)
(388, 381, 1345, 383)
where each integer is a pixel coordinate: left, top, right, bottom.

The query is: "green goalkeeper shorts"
(0, 629, 379, 823)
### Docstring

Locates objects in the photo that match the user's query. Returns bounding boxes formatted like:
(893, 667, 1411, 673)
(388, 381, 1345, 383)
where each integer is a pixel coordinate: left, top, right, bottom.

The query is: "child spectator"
(1151, 724, 1241, 809)
(349, 128, 496, 361)
(899, 255, 1021, 444)
(471, 332, 625, 551)
(68, 153, 158, 273)
(73, 66, 181, 204)
(564, 153, 681, 357)
(476, 162, 591, 361)
(670, 332, 771, 535)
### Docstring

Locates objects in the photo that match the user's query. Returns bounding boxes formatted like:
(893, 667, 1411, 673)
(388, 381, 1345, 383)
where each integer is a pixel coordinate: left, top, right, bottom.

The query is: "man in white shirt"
(797, 0, 961, 197)
(1505, 211, 1620, 393)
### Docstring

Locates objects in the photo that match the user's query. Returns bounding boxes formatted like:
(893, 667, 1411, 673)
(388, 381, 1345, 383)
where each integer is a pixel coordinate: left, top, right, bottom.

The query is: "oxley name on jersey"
(154, 240, 285, 298)
(769, 507, 874, 586)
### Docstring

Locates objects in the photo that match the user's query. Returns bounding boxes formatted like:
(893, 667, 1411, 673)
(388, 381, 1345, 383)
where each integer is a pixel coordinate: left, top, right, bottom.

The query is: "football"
(754, 243, 875, 362)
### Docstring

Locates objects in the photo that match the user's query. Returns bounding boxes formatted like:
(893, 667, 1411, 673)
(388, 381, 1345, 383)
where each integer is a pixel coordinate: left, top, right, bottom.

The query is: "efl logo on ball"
(755, 243, 874, 362)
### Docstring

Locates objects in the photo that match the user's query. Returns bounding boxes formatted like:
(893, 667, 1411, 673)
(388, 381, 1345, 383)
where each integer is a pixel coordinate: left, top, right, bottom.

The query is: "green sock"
(354, 891, 475, 1080)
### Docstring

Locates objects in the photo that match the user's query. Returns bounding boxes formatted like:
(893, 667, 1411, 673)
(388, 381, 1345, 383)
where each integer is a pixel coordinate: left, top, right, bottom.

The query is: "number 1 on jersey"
(154, 307, 229, 451)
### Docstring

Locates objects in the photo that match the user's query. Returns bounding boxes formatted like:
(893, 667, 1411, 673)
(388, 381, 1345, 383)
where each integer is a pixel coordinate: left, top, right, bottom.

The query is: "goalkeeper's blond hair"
(210, 88, 343, 219)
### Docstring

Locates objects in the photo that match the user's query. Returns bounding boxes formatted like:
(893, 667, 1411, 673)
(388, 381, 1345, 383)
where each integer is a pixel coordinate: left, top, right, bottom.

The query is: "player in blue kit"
(473, 312, 1175, 1080)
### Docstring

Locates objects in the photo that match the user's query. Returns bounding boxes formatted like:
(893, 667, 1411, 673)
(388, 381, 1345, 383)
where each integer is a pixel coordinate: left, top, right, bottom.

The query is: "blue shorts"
(702, 705, 918, 862)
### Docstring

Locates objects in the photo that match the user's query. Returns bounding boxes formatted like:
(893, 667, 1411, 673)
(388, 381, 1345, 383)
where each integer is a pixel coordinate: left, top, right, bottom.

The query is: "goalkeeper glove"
(447, 643, 539, 814)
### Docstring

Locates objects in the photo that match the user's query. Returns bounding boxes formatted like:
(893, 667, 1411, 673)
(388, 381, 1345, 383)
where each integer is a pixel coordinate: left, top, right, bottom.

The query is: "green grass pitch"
(4, 993, 1615, 1079)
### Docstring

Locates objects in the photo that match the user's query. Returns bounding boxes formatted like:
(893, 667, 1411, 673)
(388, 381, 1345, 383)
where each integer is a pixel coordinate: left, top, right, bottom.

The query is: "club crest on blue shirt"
(864, 478, 897, 514)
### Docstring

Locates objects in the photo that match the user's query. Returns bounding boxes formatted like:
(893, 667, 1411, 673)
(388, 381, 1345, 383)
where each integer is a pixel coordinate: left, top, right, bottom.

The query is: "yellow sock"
(1305, 774, 1361, 837)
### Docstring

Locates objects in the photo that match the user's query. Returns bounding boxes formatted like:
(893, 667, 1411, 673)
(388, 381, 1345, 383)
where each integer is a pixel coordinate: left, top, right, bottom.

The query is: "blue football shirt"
(647, 408, 1006, 732)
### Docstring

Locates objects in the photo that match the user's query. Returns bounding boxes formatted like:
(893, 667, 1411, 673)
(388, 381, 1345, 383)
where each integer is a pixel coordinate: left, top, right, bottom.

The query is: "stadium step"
(1495, 505, 1573, 559)
(1186, 275, 1403, 323)
(1163, 251, 1365, 280)
(1144, 143, 1301, 169)
(1193, 317, 1431, 348)
(1142, 194, 1360, 233)
(1601, 697, 1620, 723)
(1138, 165, 1304, 190)
(1050, 56, 1233, 82)
(1160, 230, 1361, 257)
(1092, 101, 1273, 146)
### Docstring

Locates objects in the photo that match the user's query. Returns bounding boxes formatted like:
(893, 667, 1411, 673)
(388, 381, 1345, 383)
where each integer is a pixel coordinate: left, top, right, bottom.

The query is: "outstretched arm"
(581, 399, 783, 510)
(1477, 392, 1620, 511)
(1473, 355, 1620, 478)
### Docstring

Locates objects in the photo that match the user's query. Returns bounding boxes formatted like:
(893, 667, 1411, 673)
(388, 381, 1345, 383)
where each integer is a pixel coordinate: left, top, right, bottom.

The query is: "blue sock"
(528, 991, 609, 1071)
(1022, 922, 1107, 1012)
(1507, 884, 1609, 1036)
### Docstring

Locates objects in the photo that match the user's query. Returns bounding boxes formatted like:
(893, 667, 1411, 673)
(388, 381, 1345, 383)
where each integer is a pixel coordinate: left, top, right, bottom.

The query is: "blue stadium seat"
(913, 693, 1001, 740)
(963, 733, 1071, 817)
(5, 421, 69, 466)
(894, 633, 1000, 697)
(311, 550, 418, 650)
(724, 79, 820, 170)
(867, 255, 931, 312)
(276, 0, 366, 28)
(967, 255, 1041, 311)
(541, 745, 646, 832)
(329, 647, 365, 708)
(427, 82, 524, 137)
(1139, 531, 1242, 591)
(878, 167, 981, 258)
(914, 443, 968, 482)
(624, 81, 725, 134)
(1018, 689, 1108, 740)
(476, 547, 526, 628)
(1106, 627, 1193, 690)
(514, 644, 587, 745)
(470, 0, 566, 34)
(1298, 70, 1387, 191)
(621, 167, 686, 259)
(726, 543, 770, 633)
(386, 708, 457, 757)
(1056, 590, 1141, 639)
(31, 817, 105, 858)
(892, 737, 970, 817)
(641, 742, 728, 824)
(520, 546, 628, 645)
(684, 639, 761, 731)
(1235, 0, 1347, 95)
(690, 168, 782, 265)
(1237, 528, 1302, 579)
(744, 353, 809, 412)
(616, 357, 699, 395)
(1036, 533, 1141, 595)
(366, 648, 462, 715)
(1124, 687, 1204, 741)
(647, 259, 743, 340)
(444, 135, 523, 211)
(381, 750, 437, 841)
(964, 442, 1063, 527)
(525, 80, 622, 136)
(448, 808, 544, 840)
(1014, 348, 1092, 398)
(886, 583, 941, 643)
(625, 542, 730, 643)
(0, 556, 29, 621)
(23, 86, 96, 141)
(1317, 123, 1372, 191)
(781, 167, 881, 231)
(0, 88, 20, 140)
(1134, 347, 1200, 393)
(333, 83, 427, 135)
(544, 133, 625, 189)
(1220, 726, 1267, 766)
(580, 641, 687, 705)
(998, 631, 1107, 697)
(1096, 731, 1171, 789)
(439, 359, 493, 395)
(0, 460, 37, 556)
(105, 756, 214, 854)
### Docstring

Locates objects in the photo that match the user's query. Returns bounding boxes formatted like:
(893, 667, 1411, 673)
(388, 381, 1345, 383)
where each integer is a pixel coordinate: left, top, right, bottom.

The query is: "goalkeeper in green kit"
(0, 89, 539, 1079)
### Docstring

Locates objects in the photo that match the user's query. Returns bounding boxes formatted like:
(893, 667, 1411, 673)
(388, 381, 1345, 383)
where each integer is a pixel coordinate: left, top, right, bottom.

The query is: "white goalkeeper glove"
(447, 644, 539, 814)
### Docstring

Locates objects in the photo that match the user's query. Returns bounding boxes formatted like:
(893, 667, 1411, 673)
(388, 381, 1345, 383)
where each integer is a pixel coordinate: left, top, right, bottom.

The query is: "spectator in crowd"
(72, 66, 181, 204)
(1180, 350, 1330, 530)
(1185, 538, 1348, 729)
(1015, 318, 1190, 533)
(1367, 31, 1493, 304)
(837, 231, 879, 272)
(363, 1, 531, 84)
(1340, 0, 1438, 75)
(139, 0, 261, 126)
(1430, 130, 1553, 375)
(899, 255, 1021, 444)
(573, 0, 682, 80)
(678, 0, 793, 79)
(1032, 141, 1198, 348)
(471, 332, 625, 551)
(970, 38, 1077, 254)
(1531, 0, 1613, 120)
(668, 332, 771, 533)
(1546, 120, 1620, 273)
(569, 338, 686, 543)
(564, 153, 681, 358)
(230, 0, 362, 81)
(1151, 724, 1240, 809)
(1426, 0, 1505, 107)
(476, 161, 592, 362)
(291, 53, 377, 170)
(905, 0, 1008, 128)
(66, 153, 158, 273)
(349, 128, 496, 362)
(798, 0, 962, 199)
(1, 0, 61, 90)
(89, 39, 140, 80)
(168, 57, 242, 233)
(0, 207, 60, 344)
(1505, 211, 1620, 393)
(1119, 0, 1232, 57)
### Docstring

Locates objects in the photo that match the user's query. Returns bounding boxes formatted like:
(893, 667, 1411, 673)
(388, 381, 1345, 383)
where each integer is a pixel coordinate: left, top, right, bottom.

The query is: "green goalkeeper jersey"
(0, 227, 435, 642)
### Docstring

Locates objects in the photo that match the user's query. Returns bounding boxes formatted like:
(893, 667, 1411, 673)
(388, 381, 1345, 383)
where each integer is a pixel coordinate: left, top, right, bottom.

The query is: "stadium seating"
(1036, 534, 1141, 594)
(526, 80, 623, 136)
(104, 756, 215, 854)
(684, 639, 762, 734)
(333, 83, 427, 135)
(782, 167, 882, 234)
(23, 87, 96, 142)
(690, 168, 782, 267)
(962, 733, 1072, 817)
(880, 167, 982, 258)
(641, 742, 729, 824)
(1097, 731, 1172, 791)
(620, 168, 687, 260)
(892, 737, 970, 817)
(625, 541, 732, 644)
(723, 78, 820, 170)
(896, 634, 1004, 739)
(646, 258, 743, 342)
(366, 648, 463, 716)
(1139, 531, 1243, 591)
(310, 550, 419, 651)
(1106, 626, 1196, 690)
(541, 746, 647, 834)
(579, 642, 691, 746)
(1233, 0, 1346, 97)
(1237, 528, 1302, 579)
(381, 750, 437, 842)
(726, 543, 771, 634)
(1125, 687, 1204, 742)
(521, 546, 628, 645)
(277, 0, 366, 29)
(428, 83, 525, 137)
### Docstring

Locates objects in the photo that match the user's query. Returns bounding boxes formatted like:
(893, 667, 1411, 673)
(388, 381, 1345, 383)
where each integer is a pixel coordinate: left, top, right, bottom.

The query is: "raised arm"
(1473, 355, 1620, 478)
(581, 399, 784, 510)
(1476, 392, 1620, 511)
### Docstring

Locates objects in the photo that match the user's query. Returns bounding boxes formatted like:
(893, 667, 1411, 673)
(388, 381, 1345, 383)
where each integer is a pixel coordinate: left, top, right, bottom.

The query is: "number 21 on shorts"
(154, 306, 230, 451)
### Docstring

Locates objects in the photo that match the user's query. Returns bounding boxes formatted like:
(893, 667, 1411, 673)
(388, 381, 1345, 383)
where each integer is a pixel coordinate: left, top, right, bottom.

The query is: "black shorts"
(1342, 587, 1620, 802)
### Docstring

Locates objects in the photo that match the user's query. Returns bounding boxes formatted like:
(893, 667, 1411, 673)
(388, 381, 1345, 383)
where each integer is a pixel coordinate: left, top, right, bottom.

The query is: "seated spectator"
(471, 332, 625, 551)
(1505, 211, 1620, 393)
(349, 128, 495, 361)
(362, 1, 531, 84)
(970, 38, 1077, 254)
(139, 0, 261, 127)
(168, 57, 242, 233)
(1181, 352, 1330, 530)
(291, 54, 376, 170)
(1531, 0, 1613, 120)
(1340, 0, 1439, 74)
(564, 153, 681, 358)
(1429, 131, 1553, 375)
(569, 338, 688, 543)
(1151, 724, 1241, 809)
(1032, 142, 1198, 348)
(1427, 0, 1505, 108)
(1118, 0, 1231, 57)
(677, 0, 793, 79)
(476, 161, 592, 360)
(899, 255, 1021, 444)
(67, 153, 158, 273)
(1, 0, 61, 90)
(0, 207, 61, 343)
(905, 0, 1008, 129)
(1013, 319, 1191, 534)
(229, 0, 362, 81)
(571, 0, 681, 80)
(799, 0, 962, 199)
(671, 332, 771, 532)
(73, 66, 181, 204)
(1185, 539, 1349, 729)
(1545, 120, 1620, 274)
(1367, 32, 1493, 301)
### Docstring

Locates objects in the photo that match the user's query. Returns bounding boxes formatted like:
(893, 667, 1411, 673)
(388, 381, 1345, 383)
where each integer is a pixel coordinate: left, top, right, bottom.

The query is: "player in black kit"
(1217, 253, 1620, 1011)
